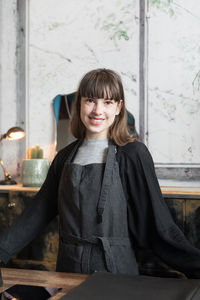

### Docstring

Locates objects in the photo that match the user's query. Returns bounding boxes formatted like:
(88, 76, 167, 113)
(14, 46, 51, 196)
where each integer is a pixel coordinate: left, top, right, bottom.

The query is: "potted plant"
(21, 145, 50, 187)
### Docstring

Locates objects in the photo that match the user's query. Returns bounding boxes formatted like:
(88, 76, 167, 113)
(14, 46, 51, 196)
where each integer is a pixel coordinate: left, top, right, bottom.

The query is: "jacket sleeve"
(0, 150, 64, 264)
(119, 141, 200, 278)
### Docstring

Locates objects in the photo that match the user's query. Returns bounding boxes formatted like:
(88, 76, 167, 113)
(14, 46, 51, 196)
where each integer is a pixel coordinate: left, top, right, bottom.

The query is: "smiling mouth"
(89, 117, 104, 125)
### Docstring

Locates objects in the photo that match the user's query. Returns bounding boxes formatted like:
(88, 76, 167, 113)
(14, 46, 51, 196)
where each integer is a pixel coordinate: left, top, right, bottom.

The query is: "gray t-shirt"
(73, 139, 108, 165)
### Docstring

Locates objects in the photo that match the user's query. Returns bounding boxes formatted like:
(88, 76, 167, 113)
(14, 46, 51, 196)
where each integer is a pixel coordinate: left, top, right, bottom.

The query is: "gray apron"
(56, 141, 138, 275)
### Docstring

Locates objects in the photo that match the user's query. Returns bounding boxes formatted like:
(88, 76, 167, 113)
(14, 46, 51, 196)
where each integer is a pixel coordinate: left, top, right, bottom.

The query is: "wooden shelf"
(0, 184, 39, 193)
(0, 184, 200, 196)
(161, 186, 200, 196)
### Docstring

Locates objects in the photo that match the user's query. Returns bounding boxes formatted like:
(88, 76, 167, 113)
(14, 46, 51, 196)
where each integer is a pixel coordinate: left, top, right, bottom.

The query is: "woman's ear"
(115, 100, 123, 116)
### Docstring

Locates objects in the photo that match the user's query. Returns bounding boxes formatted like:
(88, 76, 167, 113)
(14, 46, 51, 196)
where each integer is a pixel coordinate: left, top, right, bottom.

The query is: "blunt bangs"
(79, 69, 123, 102)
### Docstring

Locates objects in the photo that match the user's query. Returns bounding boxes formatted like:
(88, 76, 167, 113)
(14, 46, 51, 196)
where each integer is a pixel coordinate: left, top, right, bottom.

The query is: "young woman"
(0, 68, 200, 278)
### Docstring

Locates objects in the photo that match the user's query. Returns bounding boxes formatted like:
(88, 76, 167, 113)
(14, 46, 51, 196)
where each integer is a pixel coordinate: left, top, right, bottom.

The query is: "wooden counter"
(0, 183, 200, 195)
(0, 268, 88, 299)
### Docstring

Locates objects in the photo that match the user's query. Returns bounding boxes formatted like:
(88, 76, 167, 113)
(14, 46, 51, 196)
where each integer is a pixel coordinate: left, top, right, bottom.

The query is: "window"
(17, 0, 200, 180)
(142, 0, 200, 180)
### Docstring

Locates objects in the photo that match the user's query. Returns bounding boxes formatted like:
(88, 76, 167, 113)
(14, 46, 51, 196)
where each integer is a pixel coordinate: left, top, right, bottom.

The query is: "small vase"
(21, 159, 50, 187)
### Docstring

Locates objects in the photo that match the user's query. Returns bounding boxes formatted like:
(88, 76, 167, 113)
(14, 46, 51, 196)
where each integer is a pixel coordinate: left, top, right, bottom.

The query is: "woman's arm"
(0, 142, 76, 263)
(118, 141, 200, 278)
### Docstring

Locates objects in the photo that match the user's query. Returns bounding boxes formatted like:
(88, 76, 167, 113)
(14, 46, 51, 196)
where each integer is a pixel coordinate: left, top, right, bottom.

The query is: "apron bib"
(56, 141, 138, 275)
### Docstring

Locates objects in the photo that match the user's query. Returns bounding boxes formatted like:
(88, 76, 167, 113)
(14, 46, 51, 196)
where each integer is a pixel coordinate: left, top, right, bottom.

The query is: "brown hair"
(70, 68, 136, 146)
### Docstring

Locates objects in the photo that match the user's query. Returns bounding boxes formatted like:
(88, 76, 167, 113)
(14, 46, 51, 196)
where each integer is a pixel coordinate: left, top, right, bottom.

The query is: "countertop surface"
(0, 268, 88, 299)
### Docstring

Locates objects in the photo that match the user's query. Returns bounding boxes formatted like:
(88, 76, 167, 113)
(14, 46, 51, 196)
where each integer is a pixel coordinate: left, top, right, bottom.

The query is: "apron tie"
(61, 234, 131, 273)
(98, 237, 116, 273)
(97, 144, 116, 224)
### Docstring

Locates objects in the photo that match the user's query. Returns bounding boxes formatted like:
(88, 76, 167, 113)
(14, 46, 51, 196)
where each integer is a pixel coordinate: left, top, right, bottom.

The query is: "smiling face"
(70, 69, 127, 142)
(80, 97, 122, 140)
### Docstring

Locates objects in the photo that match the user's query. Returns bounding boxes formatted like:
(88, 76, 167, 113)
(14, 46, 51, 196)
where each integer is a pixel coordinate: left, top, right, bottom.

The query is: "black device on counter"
(0, 285, 51, 299)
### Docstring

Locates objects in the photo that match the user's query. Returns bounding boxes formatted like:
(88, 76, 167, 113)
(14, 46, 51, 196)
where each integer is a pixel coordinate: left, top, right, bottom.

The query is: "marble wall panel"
(148, 0, 200, 164)
(28, 0, 139, 160)
(0, 0, 21, 181)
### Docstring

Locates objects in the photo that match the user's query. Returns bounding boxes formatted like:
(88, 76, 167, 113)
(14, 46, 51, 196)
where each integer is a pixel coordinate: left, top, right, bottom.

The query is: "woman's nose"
(92, 101, 103, 114)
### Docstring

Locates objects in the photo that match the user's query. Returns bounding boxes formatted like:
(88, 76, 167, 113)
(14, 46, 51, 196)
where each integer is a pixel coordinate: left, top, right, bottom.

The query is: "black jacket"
(0, 140, 200, 277)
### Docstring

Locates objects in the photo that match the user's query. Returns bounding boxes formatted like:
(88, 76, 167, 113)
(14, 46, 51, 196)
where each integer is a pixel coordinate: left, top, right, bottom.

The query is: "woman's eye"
(105, 100, 113, 105)
(86, 98, 94, 103)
